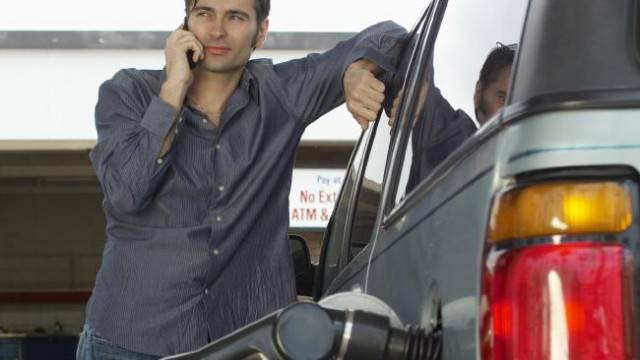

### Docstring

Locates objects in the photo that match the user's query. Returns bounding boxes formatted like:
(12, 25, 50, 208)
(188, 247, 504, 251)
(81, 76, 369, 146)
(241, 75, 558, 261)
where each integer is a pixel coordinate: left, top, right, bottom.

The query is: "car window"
(348, 118, 392, 257)
(322, 129, 369, 275)
(392, 0, 528, 207)
(347, 9, 431, 259)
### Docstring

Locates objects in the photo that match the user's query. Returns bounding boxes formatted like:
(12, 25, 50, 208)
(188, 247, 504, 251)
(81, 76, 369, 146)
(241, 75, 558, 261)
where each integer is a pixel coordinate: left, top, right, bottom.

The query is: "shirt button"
(178, 116, 183, 123)
(213, 249, 220, 256)
(174, 128, 179, 135)
(156, 158, 164, 165)
(204, 289, 209, 295)
(202, 118, 207, 124)
(215, 144, 221, 150)
(216, 216, 223, 222)
(218, 185, 225, 192)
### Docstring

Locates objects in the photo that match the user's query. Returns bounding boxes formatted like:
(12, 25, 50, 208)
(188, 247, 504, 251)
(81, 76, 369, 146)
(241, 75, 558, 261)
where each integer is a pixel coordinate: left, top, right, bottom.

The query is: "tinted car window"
(393, 0, 527, 206)
(349, 117, 392, 257)
(322, 130, 369, 274)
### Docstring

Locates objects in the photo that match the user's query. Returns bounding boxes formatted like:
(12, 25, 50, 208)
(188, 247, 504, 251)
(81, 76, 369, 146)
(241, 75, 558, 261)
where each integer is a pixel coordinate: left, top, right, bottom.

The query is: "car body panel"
(322, 106, 640, 358)
(316, 0, 640, 358)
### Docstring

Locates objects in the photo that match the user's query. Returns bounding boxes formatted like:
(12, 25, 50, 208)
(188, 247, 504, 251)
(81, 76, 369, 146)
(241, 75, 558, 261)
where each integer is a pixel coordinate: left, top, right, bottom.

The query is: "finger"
(179, 38, 204, 57)
(356, 72, 385, 94)
(359, 96, 383, 113)
(172, 26, 190, 39)
(177, 32, 201, 48)
(192, 42, 204, 62)
(389, 110, 397, 124)
(365, 88, 386, 105)
(350, 103, 378, 123)
(368, 78, 386, 93)
(348, 104, 370, 125)
(356, 116, 369, 131)
(350, 86, 384, 108)
(167, 31, 192, 49)
(390, 102, 399, 117)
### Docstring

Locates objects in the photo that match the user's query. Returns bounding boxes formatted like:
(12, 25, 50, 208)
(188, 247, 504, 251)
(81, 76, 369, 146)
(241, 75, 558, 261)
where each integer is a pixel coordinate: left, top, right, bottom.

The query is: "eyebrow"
(191, 6, 251, 19)
(191, 5, 214, 12)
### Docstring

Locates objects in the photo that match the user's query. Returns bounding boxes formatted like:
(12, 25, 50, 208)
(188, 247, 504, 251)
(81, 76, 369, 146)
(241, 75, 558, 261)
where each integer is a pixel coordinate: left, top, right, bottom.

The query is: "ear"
(254, 19, 269, 49)
(474, 80, 482, 110)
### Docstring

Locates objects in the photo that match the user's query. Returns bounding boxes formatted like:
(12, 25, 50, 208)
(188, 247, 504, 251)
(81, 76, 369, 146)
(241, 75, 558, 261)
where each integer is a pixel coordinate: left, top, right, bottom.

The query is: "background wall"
(0, 0, 427, 31)
(0, 0, 427, 142)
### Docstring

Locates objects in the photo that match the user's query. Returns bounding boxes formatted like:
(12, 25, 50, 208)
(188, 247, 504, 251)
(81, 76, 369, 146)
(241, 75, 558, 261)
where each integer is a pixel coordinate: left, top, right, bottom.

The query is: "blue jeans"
(76, 325, 160, 360)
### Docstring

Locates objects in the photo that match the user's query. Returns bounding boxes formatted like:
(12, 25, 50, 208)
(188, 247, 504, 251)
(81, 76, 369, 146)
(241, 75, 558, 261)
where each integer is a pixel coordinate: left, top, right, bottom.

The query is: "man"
(383, 43, 516, 192)
(76, 0, 406, 358)
(474, 43, 516, 125)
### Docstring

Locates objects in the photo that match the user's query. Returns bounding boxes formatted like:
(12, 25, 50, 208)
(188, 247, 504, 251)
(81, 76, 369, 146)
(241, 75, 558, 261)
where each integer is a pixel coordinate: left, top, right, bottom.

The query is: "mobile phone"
(183, 17, 198, 69)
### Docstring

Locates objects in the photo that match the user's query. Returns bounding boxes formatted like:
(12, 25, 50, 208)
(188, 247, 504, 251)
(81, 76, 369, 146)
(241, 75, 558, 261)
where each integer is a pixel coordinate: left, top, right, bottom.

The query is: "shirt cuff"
(344, 47, 398, 76)
(140, 96, 179, 138)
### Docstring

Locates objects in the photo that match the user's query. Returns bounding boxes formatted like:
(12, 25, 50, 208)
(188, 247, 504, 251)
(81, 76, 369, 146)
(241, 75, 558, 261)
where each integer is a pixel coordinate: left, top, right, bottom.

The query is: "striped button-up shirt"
(86, 21, 406, 356)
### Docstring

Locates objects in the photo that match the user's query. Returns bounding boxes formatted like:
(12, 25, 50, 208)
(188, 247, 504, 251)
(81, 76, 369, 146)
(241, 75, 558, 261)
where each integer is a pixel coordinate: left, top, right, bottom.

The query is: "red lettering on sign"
(299, 190, 316, 203)
(305, 208, 317, 220)
(290, 208, 318, 221)
(319, 190, 337, 204)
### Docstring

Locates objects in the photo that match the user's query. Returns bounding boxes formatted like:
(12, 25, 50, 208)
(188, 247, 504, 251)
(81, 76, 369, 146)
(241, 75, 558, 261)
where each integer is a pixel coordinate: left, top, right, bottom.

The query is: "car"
(167, 0, 640, 358)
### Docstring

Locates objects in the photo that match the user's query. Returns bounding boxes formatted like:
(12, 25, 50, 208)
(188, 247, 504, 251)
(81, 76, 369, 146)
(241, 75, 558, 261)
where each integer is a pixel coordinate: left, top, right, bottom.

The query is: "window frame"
(318, 0, 444, 295)
(377, 0, 450, 220)
(343, 1, 441, 259)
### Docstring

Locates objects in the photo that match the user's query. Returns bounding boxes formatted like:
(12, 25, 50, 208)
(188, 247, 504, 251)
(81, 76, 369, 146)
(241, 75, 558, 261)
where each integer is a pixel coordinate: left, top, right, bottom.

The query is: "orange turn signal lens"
(488, 181, 633, 243)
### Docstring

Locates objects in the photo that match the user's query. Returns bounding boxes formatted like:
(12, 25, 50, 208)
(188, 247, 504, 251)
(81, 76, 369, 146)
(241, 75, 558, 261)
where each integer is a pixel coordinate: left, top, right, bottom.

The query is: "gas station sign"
(289, 169, 345, 228)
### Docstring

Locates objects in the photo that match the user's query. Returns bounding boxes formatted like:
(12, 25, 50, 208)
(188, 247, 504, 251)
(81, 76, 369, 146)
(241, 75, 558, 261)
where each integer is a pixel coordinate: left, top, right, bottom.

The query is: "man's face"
(474, 65, 512, 125)
(186, 0, 268, 74)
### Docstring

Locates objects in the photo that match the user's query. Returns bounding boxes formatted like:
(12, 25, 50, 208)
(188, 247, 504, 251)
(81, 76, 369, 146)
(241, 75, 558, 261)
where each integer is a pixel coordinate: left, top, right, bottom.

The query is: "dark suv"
(168, 0, 640, 359)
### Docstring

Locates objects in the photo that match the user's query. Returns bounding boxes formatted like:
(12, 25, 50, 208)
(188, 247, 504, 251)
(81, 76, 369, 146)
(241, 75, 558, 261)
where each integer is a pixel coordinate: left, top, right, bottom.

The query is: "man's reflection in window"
(405, 44, 516, 192)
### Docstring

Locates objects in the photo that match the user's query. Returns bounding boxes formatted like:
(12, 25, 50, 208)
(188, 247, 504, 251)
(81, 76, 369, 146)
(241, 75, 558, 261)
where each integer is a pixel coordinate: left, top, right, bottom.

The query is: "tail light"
(481, 180, 637, 360)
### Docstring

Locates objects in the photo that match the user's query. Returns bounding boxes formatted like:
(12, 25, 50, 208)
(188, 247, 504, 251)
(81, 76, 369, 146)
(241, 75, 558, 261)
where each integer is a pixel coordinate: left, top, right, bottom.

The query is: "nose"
(208, 18, 226, 38)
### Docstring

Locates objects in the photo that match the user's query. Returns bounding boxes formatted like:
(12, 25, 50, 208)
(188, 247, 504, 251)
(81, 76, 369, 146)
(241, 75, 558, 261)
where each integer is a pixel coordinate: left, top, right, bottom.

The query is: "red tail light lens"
(481, 242, 636, 360)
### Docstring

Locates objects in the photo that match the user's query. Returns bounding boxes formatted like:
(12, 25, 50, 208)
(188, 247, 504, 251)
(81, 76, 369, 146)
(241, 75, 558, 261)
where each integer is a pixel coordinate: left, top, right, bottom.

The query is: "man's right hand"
(344, 59, 386, 131)
(160, 26, 205, 112)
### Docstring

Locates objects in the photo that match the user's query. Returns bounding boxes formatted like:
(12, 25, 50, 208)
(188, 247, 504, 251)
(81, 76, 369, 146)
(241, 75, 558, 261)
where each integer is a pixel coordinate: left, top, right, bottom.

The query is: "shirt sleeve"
(89, 70, 180, 214)
(273, 21, 408, 127)
(407, 86, 477, 191)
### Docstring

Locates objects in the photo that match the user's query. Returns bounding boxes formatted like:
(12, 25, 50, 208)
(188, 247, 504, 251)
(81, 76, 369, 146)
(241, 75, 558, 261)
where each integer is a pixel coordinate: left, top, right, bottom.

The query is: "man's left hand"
(344, 59, 386, 131)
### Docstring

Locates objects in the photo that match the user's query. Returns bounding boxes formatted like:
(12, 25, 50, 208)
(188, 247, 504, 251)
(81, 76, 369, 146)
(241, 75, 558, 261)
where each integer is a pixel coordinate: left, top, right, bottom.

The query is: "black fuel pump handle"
(162, 302, 439, 360)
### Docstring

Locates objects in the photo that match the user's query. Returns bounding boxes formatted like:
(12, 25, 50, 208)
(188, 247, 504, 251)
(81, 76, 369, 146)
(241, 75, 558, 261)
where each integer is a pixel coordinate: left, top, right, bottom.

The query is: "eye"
(229, 14, 246, 21)
(196, 11, 211, 17)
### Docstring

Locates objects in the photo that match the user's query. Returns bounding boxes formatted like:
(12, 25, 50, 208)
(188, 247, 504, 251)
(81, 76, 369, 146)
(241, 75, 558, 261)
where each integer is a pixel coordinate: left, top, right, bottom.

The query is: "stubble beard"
(201, 60, 245, 74)
(475, 90, 490, 124)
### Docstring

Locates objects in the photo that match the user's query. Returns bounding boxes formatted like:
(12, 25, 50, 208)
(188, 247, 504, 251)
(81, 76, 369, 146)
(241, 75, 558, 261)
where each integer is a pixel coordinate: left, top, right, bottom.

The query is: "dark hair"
(184, 0, 270, 23)
(478, 43, 517, 89)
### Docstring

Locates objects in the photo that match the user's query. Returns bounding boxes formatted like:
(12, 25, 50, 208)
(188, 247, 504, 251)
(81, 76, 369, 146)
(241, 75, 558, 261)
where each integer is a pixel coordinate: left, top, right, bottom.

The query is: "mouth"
(205, 46, 231, 55)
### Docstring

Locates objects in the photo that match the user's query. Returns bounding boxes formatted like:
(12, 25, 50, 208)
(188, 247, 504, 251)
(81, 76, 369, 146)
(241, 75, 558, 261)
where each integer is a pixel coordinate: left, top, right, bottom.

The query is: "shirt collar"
(240, 67, 259, 102)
